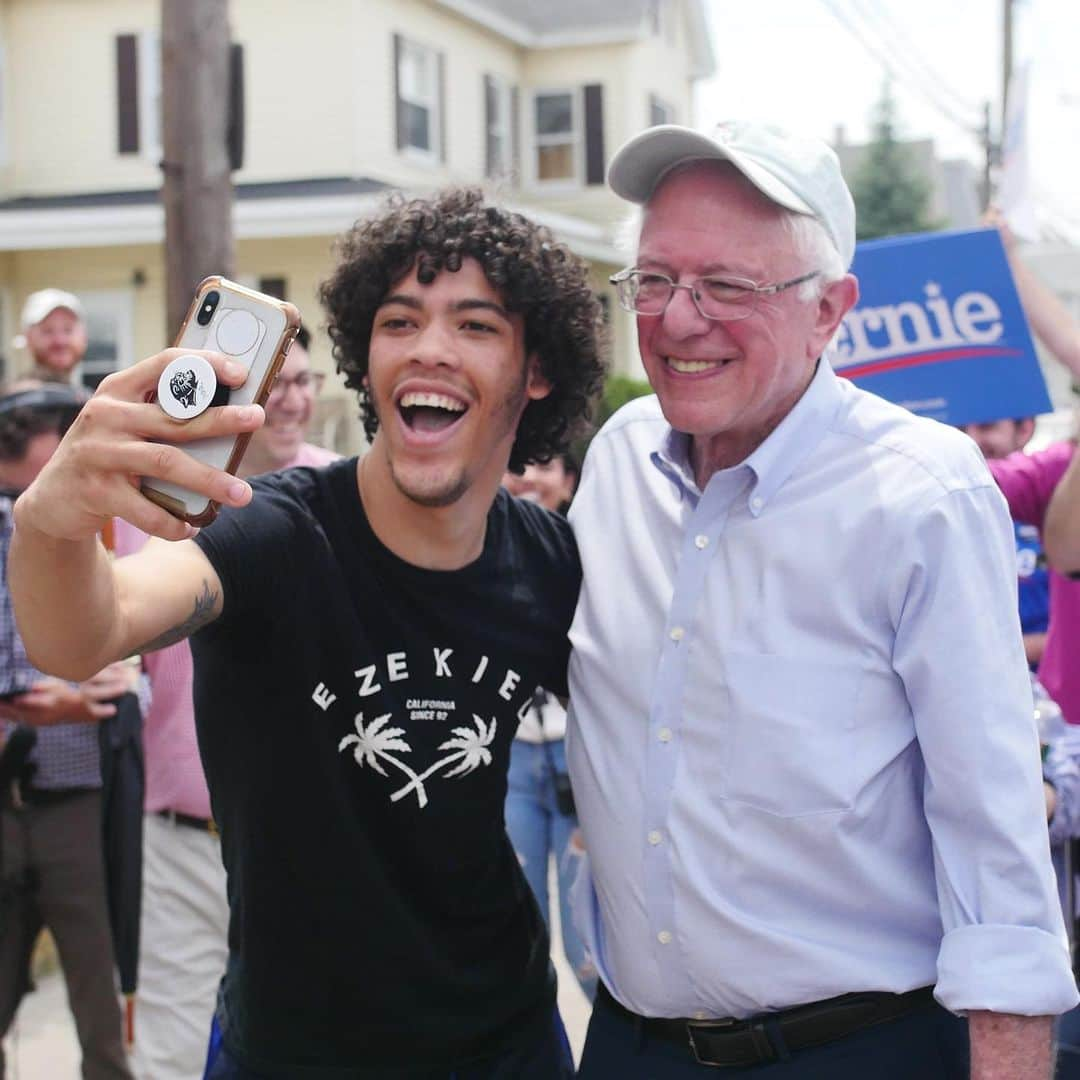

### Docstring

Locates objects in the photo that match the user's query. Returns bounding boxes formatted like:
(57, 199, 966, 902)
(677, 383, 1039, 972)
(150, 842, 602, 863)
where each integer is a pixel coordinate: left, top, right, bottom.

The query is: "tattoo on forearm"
(134, 580, 220, 654)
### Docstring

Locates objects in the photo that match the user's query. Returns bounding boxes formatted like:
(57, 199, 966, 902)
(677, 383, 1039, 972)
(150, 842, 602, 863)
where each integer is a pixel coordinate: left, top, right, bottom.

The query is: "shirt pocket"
(716, 651, 863, 818)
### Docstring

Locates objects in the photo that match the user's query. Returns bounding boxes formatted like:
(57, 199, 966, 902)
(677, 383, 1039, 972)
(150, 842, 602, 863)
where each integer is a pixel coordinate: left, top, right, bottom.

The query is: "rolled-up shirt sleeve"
(890, 481, 1079, 1015)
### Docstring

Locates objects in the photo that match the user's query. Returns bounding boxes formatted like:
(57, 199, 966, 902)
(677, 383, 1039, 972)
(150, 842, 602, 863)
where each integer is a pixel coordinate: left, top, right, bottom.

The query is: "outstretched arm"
(988, 209, 1080, 379)
(1044, 445, 1080, 575)
(10, 348, 261, 679)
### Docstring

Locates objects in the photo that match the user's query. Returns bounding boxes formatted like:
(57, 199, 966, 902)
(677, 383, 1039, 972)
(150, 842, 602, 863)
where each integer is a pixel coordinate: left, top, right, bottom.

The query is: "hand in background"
(7, 676, 117, 726)
(80, 660, 138, 703)
(982, 206, 1018, 253)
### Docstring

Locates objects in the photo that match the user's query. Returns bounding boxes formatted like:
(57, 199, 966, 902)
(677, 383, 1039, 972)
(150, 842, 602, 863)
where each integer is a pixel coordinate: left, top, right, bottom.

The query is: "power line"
(848, 0, 984, 118)
(817, 0, 984, 135)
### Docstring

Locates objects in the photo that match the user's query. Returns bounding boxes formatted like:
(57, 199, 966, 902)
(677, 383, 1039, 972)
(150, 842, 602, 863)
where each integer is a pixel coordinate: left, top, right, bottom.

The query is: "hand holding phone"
(141, 277, 301, 524)
(14, 348, 261, 546)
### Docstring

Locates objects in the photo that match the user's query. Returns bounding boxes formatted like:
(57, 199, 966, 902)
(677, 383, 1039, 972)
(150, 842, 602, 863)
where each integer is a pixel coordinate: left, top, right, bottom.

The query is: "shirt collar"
(649, 358, 844, 515)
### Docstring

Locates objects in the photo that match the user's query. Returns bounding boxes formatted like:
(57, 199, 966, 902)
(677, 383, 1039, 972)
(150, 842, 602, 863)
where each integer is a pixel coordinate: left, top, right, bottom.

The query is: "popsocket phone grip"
(158, 355, 218, 420)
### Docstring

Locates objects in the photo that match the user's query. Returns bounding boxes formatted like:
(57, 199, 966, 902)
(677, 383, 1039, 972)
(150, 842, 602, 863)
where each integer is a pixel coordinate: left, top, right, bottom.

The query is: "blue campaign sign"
(831, 227, 1051, 426)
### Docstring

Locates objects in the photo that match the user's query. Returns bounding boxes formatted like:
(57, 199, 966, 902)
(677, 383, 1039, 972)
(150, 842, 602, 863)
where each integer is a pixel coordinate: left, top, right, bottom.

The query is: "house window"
(258, 276, 287, 300)
(395, 36, 441, 161)
(649, 94, 675, 127)
(484, 74, 512, 178)
(78, 290, 135, 391)
(650, 0, 677, 44)
(534, 91, 577, 182)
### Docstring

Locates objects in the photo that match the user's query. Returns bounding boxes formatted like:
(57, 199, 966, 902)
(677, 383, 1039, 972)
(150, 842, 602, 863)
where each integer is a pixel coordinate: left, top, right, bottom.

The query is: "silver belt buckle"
(686, 1016, 740, 1068)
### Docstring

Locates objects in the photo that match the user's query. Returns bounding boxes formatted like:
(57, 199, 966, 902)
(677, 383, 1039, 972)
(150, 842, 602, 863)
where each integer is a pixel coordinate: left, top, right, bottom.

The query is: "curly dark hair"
(319, 187, 607, 471)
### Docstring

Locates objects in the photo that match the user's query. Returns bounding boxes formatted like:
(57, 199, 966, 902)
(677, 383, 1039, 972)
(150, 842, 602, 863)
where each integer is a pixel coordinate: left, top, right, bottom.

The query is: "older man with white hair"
(566, 120, 1078, 1078)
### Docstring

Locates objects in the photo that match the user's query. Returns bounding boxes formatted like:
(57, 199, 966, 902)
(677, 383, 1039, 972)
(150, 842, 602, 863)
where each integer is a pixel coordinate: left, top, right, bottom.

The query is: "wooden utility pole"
(161, 0, 234, 336)
(982, 0, 1016, 210)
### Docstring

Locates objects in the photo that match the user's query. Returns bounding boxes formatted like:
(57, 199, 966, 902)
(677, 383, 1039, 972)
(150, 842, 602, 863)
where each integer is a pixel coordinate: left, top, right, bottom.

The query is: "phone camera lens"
(197, 290, 221, 327)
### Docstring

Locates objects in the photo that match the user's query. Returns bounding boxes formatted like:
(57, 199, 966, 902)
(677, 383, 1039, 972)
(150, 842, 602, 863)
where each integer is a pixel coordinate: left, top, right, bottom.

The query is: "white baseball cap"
(607, 120, 856, 269)
(20, 288, 85, 332)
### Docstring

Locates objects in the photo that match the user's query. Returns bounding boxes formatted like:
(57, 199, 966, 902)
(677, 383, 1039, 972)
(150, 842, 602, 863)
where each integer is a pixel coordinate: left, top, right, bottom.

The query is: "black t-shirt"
(192, 458, 580, 1077)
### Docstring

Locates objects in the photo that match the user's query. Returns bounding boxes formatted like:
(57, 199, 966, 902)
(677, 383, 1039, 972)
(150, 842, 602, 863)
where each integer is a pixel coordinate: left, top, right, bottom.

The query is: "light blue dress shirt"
(566, 359, 1078, 1021)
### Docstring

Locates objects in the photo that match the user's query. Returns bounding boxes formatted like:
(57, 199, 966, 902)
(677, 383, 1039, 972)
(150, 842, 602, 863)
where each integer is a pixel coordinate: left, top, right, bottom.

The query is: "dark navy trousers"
(576, 985, 970, 1079)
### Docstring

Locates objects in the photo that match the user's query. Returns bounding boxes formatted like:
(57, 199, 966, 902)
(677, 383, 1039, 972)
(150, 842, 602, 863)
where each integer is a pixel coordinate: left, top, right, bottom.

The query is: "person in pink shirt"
(113, 325, 339, 1080)
(981, 215, 1080, 728)
(989, 442, 1079, 724)
(1045, 440, 1080, 578)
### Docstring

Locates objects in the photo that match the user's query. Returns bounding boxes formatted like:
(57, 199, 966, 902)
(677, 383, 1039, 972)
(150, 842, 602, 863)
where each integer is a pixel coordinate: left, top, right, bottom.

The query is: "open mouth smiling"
(397, 390, 469, 435)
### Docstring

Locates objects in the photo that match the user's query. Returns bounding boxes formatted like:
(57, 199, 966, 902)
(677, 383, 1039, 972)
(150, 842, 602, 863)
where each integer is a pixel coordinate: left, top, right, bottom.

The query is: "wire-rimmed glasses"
(268, 370, 325, 401)
(609, 268, 821, 322)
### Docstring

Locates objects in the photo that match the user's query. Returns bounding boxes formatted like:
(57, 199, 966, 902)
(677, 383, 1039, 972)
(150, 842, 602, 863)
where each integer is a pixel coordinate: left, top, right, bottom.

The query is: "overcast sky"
(695, 0, 1080, 234)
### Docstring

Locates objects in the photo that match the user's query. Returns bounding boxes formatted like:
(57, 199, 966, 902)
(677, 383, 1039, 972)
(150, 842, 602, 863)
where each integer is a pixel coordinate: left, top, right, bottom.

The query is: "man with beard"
(16, 290, 89, 385)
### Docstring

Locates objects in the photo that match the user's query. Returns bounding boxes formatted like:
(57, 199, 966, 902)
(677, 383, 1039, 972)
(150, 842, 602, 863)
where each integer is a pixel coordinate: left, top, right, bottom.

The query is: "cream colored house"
(0, 0, 713, 451)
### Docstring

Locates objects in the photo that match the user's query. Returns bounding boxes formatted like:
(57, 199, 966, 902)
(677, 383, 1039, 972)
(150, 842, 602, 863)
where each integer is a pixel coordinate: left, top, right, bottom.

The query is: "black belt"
(156, 808, 218, 836)
(597, 982, 937, 1068)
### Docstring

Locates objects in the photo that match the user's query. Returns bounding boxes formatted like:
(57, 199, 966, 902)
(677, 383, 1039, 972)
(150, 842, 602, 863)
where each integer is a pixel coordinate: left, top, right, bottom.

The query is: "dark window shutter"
(437, 51, 446, 163)
(393, 33, 405, 150)
(227, 43, 245, 171)
(583, 83, 605, 185)
(510, 85, 520, 183)
(116, 34, 139, 154)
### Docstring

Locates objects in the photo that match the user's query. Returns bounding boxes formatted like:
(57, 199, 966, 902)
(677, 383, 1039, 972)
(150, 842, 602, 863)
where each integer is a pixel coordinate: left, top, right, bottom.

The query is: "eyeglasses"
(268, 370, 325, 400)
(609, 268, 821, 322)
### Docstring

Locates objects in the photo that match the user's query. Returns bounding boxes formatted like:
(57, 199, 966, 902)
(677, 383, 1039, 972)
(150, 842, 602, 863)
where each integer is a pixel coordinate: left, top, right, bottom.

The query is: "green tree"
(571, 372, 653, 464)
(850, 85, 939, 241)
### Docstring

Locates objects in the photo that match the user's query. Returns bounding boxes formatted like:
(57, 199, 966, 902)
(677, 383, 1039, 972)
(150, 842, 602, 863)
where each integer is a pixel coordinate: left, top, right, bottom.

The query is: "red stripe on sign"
(838, 346, 1023, 380)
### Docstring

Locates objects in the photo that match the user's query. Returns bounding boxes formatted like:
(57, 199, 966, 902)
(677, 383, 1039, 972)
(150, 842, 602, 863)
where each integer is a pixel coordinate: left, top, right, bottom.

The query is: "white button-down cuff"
(937, 924, 1080, 1015)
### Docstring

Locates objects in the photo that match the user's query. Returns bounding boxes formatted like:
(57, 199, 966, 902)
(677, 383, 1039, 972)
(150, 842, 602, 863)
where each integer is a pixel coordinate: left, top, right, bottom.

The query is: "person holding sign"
(565, 120, 1076, 1079)
(981, 212, 1080, 726)
(1045, 452, 1080, 579)
(6, 188, 606, 1078)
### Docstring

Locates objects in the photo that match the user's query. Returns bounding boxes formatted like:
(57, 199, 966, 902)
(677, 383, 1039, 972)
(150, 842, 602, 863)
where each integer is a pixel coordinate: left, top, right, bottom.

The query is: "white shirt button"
(694, 534, 709, 549)
(648, 830, 662, 846)
(750, 496, 763, 511)
(658, 727, 673, 743)
(658, 930, 672, 945)
(669, 626, 685, 641)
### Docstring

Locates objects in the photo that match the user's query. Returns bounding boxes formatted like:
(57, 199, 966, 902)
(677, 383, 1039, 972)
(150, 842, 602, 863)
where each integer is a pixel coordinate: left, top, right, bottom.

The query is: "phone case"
(141, 276, 301, 526)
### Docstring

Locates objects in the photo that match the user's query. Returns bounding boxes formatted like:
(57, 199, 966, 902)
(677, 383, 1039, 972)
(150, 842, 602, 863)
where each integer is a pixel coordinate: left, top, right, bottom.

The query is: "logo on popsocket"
(158, 355, 218, 420)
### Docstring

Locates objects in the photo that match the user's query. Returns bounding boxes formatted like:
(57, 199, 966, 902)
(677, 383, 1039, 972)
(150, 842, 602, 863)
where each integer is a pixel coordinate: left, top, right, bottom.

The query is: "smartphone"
(141, 276, 301, 526)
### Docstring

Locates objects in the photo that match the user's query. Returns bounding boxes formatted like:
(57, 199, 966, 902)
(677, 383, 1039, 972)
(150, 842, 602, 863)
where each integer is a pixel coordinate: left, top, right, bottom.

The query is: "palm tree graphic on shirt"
(338, 712, 496, 809)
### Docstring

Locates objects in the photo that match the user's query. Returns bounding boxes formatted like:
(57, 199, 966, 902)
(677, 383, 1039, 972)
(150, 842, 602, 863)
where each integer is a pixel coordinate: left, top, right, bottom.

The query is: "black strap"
(0, 385, 85, 416)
